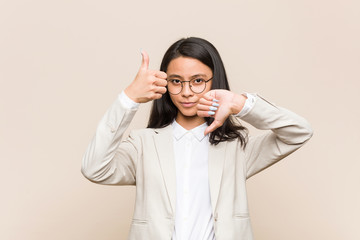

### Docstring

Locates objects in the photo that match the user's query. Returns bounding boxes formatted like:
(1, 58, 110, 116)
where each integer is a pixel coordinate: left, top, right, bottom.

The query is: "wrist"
(124, 86, 140, 103)
(231, 94, 247, 115)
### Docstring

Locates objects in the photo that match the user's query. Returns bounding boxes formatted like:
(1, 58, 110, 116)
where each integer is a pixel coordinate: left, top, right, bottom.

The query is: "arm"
(81, 51, 168, 185)
(197, 90, 313, 179)
(239, 94, 313, 179)
(81, 94, 139, 185)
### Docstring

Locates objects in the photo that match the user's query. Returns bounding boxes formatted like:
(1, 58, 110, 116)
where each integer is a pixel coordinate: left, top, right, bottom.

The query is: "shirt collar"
(171, 120, 208, 142)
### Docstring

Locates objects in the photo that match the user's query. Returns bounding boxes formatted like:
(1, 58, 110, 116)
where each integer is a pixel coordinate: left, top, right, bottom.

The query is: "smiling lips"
(180, 102, 196, 108)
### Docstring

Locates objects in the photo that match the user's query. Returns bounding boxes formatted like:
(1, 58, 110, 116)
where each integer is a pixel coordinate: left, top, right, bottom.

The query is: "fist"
(125, 51, 168, 103)
(197, 89, 247, 135)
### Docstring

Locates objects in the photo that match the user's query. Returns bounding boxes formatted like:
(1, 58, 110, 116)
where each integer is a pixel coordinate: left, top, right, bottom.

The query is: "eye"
(170, 79, 181, 85)
(192, 78, 205, 85)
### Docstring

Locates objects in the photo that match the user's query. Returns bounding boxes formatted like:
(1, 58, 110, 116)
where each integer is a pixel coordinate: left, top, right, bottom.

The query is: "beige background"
(1, 0, 359, 239)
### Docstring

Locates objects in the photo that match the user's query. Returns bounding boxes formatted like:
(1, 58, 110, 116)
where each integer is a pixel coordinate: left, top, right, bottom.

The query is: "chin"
(178, 108, 197, 117)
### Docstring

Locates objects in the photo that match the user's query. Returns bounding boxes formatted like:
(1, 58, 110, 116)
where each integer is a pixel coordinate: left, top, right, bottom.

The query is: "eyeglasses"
(167, 77, 213, 95)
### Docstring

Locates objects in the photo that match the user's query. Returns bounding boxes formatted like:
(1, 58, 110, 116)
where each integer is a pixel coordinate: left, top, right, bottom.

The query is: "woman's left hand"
(197, 90, 247, 135)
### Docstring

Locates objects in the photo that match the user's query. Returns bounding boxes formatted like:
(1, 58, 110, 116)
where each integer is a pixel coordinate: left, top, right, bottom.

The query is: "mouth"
(180, 102, 196, 108)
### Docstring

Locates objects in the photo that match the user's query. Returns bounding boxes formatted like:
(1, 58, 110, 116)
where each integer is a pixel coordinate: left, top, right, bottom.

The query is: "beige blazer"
(81, 94, 313, 240)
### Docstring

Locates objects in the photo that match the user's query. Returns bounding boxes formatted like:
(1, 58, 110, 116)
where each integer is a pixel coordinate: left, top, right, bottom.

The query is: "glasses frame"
(167, 77, 213, 95)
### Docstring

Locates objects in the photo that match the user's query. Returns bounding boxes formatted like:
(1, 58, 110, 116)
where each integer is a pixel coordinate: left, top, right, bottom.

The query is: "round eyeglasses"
(167, 77, 213, 95)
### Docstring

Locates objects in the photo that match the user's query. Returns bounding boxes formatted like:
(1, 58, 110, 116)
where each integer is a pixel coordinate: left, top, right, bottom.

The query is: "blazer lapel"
(208, 140, 227, 214)
(153, 125, 227, 216)
(153, 125, 176, 215)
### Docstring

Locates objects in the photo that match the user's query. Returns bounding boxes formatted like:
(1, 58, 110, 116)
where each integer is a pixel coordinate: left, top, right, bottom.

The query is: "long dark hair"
(147, 37, 248, 147)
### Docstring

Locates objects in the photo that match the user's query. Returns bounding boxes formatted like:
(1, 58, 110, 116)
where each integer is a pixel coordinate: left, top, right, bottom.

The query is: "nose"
(181, 81, 193, 97)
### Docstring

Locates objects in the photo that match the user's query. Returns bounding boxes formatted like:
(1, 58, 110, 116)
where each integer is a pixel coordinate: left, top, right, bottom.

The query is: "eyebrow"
(167, 74, 208, 79)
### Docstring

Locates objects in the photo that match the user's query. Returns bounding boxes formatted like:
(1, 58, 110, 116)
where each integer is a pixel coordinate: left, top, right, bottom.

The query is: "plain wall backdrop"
(1, 0, 359, 239)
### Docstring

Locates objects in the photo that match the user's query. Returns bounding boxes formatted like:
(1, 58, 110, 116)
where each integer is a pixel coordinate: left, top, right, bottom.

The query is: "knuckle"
(158, 71, 166, 77)
(151, 93, 161, 99)
(150, 76, 157, 83)
(146, 78, 153, 85)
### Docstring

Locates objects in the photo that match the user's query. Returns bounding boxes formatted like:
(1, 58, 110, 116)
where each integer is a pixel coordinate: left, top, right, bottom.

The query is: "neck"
(175, 114, 206, 130)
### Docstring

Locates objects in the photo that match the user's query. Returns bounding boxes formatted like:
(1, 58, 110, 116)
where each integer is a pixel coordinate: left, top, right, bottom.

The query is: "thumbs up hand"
(125, 51, 168, 103)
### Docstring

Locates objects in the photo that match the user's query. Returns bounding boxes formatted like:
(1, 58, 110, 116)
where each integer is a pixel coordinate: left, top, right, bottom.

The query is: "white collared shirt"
(171, 120, 215, 240)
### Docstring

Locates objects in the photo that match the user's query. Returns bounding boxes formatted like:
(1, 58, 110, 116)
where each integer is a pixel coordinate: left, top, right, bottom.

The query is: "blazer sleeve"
(81, 95, 140, 185)
(239, 94, 313, 179)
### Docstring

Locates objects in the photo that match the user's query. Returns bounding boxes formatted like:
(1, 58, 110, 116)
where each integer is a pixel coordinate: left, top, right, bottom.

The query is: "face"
(166, 56, 213, 125)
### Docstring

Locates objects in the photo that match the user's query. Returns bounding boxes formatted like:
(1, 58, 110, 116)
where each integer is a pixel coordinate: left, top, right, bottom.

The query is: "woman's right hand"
(124, 51, 168, 103)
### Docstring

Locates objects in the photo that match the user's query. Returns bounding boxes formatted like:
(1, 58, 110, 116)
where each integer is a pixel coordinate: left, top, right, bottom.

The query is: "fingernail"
(208, 111, 215, 115)
(212, 98, 219, 102)
(140, 48, 143, 54)
(209, 106, 217, 111)
(212, 103, 219, 107)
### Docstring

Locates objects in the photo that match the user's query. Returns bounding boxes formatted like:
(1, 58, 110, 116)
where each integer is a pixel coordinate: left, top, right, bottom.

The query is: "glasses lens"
(190, 79, 206, 93)
(168, 80, 182, 94)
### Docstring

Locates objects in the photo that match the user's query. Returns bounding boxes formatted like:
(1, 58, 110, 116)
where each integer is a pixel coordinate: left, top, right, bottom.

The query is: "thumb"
(204, 121, 220, 136)
(140, 50, 149, 70)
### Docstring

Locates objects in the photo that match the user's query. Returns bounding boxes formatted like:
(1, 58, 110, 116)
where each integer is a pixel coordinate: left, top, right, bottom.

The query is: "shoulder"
(128, 124, 173, 138)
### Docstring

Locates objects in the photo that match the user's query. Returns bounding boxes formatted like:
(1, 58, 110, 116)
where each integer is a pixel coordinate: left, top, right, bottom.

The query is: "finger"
(198, 97, 213, 106)
(203, 90, 217, 101)
(152, 93, 163, 100)
(199, 97, 220, 108)
(197, 103, 218, 111)
(204, 120, 222, 135)
(154, 78, 168, 87)
(197, 110, 216, 118)
(154, 86, 167, 94)
(154, 71, 167, 79)
(140, 50, 149, 70)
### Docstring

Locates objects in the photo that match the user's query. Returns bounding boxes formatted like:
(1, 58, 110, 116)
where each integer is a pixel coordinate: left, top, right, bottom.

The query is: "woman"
(81, 37, 313, 240)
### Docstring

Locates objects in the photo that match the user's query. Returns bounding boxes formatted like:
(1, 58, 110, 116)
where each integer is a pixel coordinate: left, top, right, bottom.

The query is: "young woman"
(82, 37, 313, 240)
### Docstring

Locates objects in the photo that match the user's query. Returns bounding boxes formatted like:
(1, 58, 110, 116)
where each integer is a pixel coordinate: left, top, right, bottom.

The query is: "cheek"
(169, 95, 178, 105)
(201, 84, 212, 96)
(201, 81, 212, 96)
(207, 81, 213, 91)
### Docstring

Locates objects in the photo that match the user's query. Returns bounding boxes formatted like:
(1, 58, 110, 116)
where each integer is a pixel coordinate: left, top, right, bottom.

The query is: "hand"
(124, 51, 168, 103)
(197, 90, 247, 135)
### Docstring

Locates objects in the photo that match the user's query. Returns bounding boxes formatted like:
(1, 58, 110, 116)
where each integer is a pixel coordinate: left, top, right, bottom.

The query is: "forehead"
(167, 56, 212, 77)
